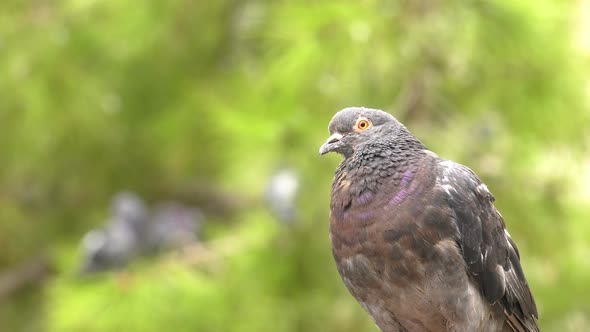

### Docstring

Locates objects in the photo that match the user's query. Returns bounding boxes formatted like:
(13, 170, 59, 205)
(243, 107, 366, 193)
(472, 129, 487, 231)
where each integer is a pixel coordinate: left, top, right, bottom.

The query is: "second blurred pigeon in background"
(80, 191, 203, 274)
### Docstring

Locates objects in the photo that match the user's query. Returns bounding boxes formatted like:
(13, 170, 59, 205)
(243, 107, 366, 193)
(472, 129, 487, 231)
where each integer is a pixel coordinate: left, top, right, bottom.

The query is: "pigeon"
(319, 107, 539, 332)
(265, 167, 300, 224)
(80, 192, 149, 273)
(80, 192, 203, 273)
(147, 202, 202, 251)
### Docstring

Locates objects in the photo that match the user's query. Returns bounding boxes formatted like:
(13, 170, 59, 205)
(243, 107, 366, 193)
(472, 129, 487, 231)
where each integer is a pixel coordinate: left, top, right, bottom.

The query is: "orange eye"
(357, 119, 370, 130)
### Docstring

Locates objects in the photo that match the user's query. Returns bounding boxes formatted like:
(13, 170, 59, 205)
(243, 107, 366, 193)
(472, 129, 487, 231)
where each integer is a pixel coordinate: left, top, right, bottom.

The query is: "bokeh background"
(1, 1, 590, 331)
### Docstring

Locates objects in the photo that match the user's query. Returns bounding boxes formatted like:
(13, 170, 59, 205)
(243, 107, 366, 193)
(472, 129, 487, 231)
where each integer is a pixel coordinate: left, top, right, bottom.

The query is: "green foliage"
(48, 213, 372, 332)
(1, 1, 589, 331)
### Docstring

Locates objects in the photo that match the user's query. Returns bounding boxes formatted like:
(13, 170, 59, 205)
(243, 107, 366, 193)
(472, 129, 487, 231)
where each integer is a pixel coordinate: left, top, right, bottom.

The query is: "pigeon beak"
(319, 133, 343, 156)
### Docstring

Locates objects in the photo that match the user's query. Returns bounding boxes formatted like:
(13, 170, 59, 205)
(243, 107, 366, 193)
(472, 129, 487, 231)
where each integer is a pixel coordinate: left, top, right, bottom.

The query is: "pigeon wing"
(437, 161, 539, 332)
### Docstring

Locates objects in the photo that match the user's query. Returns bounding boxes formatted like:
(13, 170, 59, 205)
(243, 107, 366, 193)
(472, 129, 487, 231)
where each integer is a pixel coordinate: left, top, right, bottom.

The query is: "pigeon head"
(319, 107, 400, 158)
(111, 191, 147, 228)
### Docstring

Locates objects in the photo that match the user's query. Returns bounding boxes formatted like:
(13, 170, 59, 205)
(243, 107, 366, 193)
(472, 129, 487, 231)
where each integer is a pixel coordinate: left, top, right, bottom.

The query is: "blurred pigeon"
(80, 192, 203, 273)
(147, 202, 202, 252)
(320, 107, 539, 332)
(80, 192, 148, 273)
(265, 167, 299, 224)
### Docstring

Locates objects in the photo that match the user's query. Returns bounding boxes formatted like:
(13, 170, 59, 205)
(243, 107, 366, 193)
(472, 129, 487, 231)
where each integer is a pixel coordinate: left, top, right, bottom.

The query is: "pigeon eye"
(356, 119, 371, 131)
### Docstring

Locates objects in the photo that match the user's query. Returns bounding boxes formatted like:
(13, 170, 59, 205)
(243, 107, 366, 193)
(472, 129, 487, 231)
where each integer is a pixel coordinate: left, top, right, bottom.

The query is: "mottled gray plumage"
(320, 107, 538, 332)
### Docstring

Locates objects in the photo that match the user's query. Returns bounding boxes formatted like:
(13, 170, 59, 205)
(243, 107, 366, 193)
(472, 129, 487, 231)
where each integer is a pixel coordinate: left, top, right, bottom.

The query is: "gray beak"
(319, 133, 343, 156)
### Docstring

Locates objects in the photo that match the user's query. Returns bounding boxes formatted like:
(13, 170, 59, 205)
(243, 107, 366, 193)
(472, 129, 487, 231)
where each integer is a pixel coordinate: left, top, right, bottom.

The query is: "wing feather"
(438, 161, 539, 332)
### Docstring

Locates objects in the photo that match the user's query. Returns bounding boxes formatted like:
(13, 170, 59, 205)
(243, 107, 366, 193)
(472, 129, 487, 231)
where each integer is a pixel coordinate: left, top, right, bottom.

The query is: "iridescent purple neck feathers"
(389, 169, 417, 206)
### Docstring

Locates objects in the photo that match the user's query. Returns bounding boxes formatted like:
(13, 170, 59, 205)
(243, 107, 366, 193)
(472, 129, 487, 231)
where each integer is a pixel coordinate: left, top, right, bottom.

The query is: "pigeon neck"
(330, 147, 426, 223)
(330, 127, 428, 218)
(340, 140, 426, 197)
